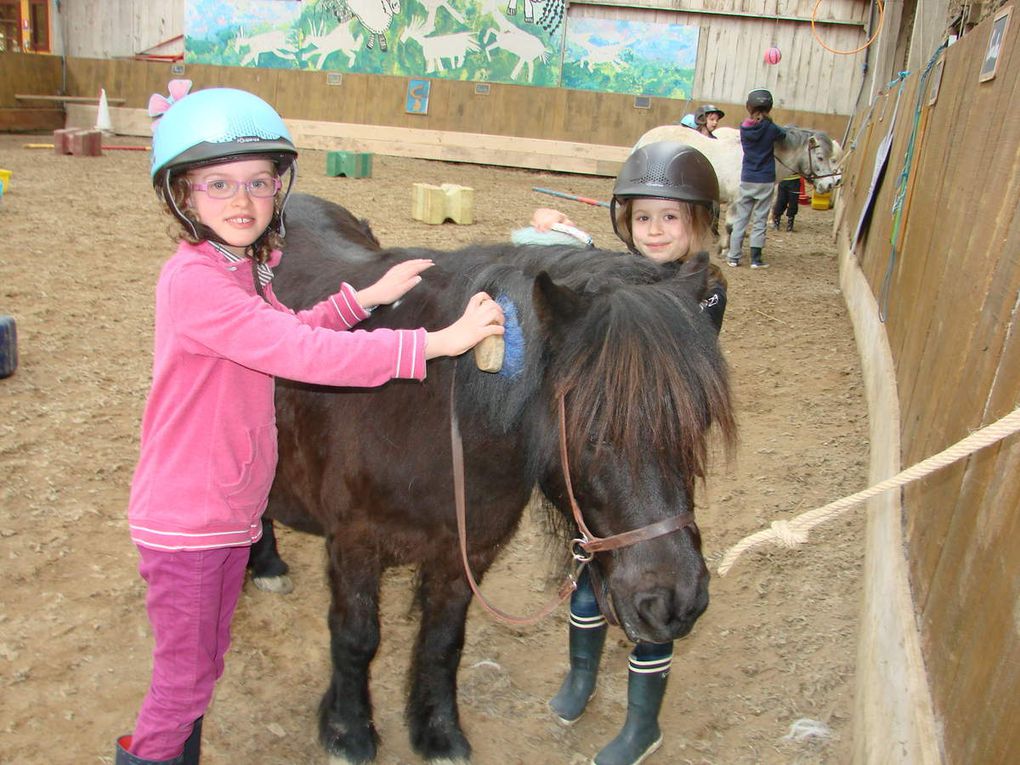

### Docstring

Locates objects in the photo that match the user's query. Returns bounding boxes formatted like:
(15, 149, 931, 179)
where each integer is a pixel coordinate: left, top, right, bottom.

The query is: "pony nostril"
(634, 590, 672, 629)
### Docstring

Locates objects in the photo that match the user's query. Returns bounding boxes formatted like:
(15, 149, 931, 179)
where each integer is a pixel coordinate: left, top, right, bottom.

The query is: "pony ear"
(530, 271, 587, 346)
(532, 271, 588, 330)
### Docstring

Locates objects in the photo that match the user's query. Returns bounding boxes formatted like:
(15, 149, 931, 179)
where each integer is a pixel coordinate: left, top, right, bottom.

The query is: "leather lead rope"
(451, 375, 577, 627)
(557, 396, 695, 555)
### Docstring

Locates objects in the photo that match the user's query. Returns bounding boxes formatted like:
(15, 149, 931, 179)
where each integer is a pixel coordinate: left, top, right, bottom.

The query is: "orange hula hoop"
(812, 0, 885, 55)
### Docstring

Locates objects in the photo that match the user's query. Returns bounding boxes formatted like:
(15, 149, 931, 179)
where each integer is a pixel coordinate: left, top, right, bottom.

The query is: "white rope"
(717, 406, 1020, 576)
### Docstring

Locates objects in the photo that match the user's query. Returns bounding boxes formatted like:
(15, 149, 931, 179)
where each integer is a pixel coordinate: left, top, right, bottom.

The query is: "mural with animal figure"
(184, 0, 700, 94)
(248, 193, 736, 763)
(634, 124, 842, 252)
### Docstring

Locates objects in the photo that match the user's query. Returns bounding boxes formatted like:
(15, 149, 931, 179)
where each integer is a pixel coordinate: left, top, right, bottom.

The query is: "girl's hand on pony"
(356, 259, 435, 309)
(426, 292, 505, 359)
(530, 208, 574, 232)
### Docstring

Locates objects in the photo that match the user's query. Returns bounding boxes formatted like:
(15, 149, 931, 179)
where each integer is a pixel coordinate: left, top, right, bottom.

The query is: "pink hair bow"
(148, 79, 193, 121)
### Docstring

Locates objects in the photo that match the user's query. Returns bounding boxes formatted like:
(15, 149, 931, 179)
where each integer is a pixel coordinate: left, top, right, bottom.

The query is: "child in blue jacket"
(727, 89, 785, 268)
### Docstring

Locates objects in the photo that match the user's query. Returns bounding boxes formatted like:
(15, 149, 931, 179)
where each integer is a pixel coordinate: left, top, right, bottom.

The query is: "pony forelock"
(557, 280, 736, 483)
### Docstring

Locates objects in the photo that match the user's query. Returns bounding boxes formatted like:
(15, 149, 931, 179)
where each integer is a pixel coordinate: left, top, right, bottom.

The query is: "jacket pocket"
(220, 423, 279, 519)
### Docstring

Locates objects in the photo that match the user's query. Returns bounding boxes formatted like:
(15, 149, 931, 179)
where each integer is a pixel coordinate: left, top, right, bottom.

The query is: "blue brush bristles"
(496, 294, 524, 378)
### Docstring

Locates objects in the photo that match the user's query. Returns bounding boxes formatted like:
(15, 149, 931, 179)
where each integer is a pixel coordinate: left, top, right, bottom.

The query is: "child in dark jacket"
(773, 172, 801, 231)
(727, 89, 786, 268)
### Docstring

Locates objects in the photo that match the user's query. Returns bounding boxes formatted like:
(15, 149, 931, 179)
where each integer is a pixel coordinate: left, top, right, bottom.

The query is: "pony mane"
(556, 276, 736, 486)
(780, 124, 834, 155)
(450, 245, 671, 435)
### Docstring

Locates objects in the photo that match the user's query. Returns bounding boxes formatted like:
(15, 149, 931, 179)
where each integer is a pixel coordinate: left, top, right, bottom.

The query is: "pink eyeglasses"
(190, 177, 282, 199)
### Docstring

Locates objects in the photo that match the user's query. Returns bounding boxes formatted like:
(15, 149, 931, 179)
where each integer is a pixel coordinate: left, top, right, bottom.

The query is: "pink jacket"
(128, 241, 427, 551)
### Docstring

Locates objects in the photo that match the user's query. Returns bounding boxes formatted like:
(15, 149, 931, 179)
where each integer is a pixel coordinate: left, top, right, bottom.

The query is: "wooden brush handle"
(474, 334, 505, 373)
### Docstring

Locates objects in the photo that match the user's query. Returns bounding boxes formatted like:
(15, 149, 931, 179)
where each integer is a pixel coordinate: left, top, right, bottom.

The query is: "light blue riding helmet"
(150, 86, 298, 240)
(151, 87, 297, 180)
(679, 113, 698, 130)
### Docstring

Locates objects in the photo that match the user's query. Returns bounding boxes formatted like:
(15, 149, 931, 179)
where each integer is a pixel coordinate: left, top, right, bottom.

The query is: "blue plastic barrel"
(0, 315, 17, 378)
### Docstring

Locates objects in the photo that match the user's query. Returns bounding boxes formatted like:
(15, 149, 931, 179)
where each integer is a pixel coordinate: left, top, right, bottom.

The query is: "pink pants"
(129, 545, 249, 760)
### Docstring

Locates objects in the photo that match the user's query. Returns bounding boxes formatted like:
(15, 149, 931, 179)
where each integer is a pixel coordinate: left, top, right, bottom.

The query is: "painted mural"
(562, 18, 698, 99)
(184, 0, 698, 98)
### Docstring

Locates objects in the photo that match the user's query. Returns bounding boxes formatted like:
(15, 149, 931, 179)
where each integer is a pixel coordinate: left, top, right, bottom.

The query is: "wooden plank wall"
(837, 10, 1019, 764)
(0, 52, 63, 130)
(49, 0, 867, 117)
(0, 54, 849, 146)
(58, 0, 181, 58)
(571, 0, 869, 115)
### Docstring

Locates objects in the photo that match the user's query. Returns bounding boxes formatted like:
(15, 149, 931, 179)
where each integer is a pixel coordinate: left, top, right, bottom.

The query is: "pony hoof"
(252, 574, 294, 594)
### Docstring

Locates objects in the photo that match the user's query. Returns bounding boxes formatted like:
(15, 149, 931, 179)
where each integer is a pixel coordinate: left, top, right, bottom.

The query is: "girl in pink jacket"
(115, 82, 503, 765)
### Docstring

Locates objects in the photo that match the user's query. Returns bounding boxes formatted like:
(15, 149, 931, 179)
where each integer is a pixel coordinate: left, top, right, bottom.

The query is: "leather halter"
(450, 376, 697, 626)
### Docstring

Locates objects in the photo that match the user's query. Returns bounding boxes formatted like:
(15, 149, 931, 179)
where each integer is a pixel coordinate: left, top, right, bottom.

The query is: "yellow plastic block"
(411, 183, 474, 225)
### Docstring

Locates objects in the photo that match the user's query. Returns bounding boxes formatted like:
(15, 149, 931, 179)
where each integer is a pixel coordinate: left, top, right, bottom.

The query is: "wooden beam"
(64, 104, 631, 177)
(16, 94, 126, 104)
(570, 0, 867, 26)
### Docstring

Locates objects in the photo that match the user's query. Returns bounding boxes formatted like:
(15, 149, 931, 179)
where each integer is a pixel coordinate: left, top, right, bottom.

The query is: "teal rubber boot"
(549, 622, 607, 725)
(593, 668, 668, 765)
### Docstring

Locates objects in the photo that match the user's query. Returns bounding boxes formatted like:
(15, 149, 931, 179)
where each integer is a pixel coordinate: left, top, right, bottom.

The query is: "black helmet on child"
(746, 89, 774, 112)
(610, 142, 720, 244)
(694, 104, 725, 125)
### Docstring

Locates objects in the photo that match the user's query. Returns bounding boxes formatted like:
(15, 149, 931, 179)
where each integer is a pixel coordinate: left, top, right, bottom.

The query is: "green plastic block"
(326, 151, 373, 178)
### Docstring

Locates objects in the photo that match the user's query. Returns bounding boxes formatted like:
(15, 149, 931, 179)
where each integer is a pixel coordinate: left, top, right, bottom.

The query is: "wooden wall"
(572, 0, 870, 115)
(54, 0, 181, 59)
(48, 0, 869, 117)
(837, 6, 1019, 763)
(0, 53, 849, 148)
(0, 51, 63, 130)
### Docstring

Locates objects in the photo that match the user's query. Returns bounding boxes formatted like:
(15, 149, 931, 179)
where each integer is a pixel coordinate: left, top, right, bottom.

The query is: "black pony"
(249, 193, 736, 764)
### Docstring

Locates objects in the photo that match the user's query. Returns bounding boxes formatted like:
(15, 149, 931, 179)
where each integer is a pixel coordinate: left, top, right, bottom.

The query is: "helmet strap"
(164, 172, 202, 241)
(276, 160, 297, 238)
(609, 197, 625, 244)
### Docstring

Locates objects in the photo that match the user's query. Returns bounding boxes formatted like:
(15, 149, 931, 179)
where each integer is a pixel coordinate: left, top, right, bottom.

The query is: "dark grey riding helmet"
(611, 141, 720, 246)
(745, 89, 774, 112)
(694, 104, 725, 126)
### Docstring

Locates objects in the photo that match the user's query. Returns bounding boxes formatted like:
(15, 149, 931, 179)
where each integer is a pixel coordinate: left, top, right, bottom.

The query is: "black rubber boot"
(593, 668, 669, 765)
(116, 718, 201, 765)
(786, 217, 795, 232)
(750, 247, 769, 269)
(549, 622, 608, 725)
(181, 717, 202, 764)
(115, 736, 184, 765)
(771, 215, 781, 230)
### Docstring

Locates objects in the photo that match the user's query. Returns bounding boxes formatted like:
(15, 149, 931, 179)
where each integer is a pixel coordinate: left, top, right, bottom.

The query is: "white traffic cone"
(95, 88, 113, 133)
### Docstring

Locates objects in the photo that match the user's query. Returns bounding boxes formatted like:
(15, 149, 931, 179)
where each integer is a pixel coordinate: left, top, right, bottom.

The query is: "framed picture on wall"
(979, 6, 1011, 82)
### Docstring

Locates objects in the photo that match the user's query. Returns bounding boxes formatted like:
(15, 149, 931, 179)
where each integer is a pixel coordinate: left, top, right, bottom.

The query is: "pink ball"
(764, 47, 782, 65)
